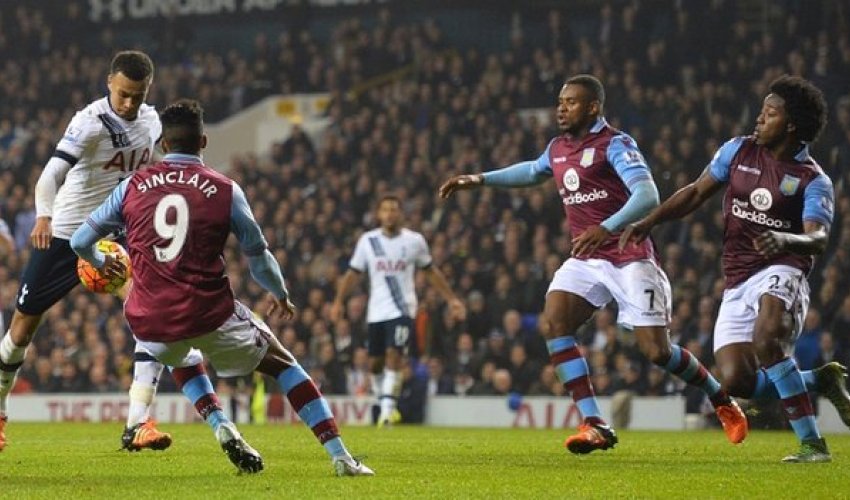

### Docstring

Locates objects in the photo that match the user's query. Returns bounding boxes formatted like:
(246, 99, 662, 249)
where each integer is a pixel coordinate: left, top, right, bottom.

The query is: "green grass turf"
(0, 424, 848, 499)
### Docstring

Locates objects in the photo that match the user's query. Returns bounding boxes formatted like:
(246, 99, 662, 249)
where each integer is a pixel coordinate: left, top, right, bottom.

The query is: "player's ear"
(160, 137, 171, 153)
(200, 134, 208, 150)
(786, 121, 796, 133)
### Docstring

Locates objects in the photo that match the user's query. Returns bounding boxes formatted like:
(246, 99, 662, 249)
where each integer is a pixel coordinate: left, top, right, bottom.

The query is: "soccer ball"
(77, 240, 132, 294)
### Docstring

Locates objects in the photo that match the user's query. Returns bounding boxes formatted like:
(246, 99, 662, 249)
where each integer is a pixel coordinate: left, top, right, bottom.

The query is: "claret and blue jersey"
(484, 117, 659, 265)
(707, 136, 835, 287)
(71, 153, 288, 342)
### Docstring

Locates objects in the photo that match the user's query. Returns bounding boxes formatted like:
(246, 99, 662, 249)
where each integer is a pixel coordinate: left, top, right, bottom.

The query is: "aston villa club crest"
(580, 148, 595, 167)
(780, 175, 801, 196)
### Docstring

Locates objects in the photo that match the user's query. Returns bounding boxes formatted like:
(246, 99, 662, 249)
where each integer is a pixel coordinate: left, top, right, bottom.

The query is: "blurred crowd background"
(1, 0, 848, 422)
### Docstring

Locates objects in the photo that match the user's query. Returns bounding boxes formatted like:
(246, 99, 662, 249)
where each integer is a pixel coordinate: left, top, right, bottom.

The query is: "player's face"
(107, 72, 151, 121)
(378, 199, 402, 231)
(754, 94, 790, 147)
(557, 84, 598, 135)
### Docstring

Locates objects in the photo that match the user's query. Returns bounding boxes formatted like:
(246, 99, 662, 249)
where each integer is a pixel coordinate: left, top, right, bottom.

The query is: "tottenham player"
(622, 75, 849, 462)
(439, 75, 747, 454)
(71, 99, 373, 476)
(331, 196, 466, 427)
(0, 51, 183, 452)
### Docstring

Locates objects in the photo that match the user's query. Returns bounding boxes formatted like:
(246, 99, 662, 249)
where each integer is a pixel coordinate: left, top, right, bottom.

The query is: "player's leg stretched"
(543, 292, 617, 455)
(376, 347, 403, 427)
(256, 339, 374, 476)
(635, 327, 747, 444)
(747, 362, 850, 429)
(0, 311, 43, 451)
(121, 345, 173, 451)
(754, 296, 830, 463)
(171, 361, 263, 473)
(370, 363, 384, 423)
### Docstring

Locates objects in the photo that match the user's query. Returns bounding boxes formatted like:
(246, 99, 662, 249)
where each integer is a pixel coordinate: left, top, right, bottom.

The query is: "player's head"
(756, 75, 827, 147)
(376, 195, 403, 232)
(159, 99, 207, 155)
(558, 74, 605, 135)
(107, 50, 154, 121)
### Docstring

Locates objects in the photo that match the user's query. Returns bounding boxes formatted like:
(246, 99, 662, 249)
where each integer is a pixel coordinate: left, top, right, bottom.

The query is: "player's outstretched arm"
(438, 174, 484, 198)
(619, 168, 723, 250)
(423, 266, 466, 321)
(439, 159, 551, 199)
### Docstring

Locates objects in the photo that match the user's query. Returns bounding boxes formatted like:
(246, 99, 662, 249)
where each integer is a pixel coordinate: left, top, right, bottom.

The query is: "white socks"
(126, 361, 164, 427)
(0, 334, 27, 416)
(379, 369, 400, 417)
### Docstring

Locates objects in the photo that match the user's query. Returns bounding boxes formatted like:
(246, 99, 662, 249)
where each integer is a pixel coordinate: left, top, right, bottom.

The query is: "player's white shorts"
(713, 264, 809, 352)
(547, 258, 671, 328)
(135, 301, 274, 377)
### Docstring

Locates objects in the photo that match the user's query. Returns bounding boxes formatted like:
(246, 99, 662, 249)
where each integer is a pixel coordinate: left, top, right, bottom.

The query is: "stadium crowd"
(1, 1, 849, 418)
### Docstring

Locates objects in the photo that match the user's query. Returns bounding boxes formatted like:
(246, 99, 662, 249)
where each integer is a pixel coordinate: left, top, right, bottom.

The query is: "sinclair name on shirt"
(136, 170, 218, 198)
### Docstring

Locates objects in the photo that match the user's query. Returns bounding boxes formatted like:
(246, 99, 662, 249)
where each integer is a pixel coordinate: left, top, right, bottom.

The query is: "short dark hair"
(377, 194, 401, 208)
(769, 75, 827, 143)
(110, 50, 154, 81)
(160, 99, 204, 154)
(565, 74, 605, 109)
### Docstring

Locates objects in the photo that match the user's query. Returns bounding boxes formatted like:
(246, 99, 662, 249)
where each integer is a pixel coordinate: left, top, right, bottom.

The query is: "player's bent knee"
(751, 330, 785, 361)
(543, 317, 574, 339)
(641, 343, 671, 366)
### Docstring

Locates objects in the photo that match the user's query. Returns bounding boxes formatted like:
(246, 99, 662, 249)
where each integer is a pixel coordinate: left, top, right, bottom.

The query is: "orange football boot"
(564, 422, 618, 454)
(715, 400, 748, 444)
(121, 419, 172, 451)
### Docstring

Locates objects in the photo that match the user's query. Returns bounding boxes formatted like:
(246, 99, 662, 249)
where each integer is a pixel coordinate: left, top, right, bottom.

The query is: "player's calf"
(275, 361, 374, 475)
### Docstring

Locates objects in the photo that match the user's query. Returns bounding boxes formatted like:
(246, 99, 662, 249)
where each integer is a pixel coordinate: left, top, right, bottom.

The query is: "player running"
(439, 74, 747, 454)
(0, 51, 181, 452)
(621, 75, 850, 463)
(72, 99, 373, 476)
(331, 196, 466, 427)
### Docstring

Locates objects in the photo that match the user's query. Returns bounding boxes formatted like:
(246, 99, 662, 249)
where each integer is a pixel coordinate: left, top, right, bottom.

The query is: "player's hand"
(268, 293, 296, 320)
(753, 230, 790, 257)
(99, 253, 127, 280)
(30, 216, 53, 250)
(448, 298, 467, 321)
(438, 174, 483, 199)
(571, 225, 610, 258)
(329, 300, 344, 323)
(618, 220, 652, 252)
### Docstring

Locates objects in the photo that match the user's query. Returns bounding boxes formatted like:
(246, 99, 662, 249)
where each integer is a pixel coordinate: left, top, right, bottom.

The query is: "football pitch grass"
(1, 424, 848, 499)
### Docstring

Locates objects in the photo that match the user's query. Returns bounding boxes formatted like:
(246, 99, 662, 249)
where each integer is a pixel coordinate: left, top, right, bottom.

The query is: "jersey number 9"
(154, 194, 189, 263)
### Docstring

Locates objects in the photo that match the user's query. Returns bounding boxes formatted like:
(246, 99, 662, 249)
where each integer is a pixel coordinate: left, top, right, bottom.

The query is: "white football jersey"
(349, 227, 433, 323)
(51, 96, 160, 239)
